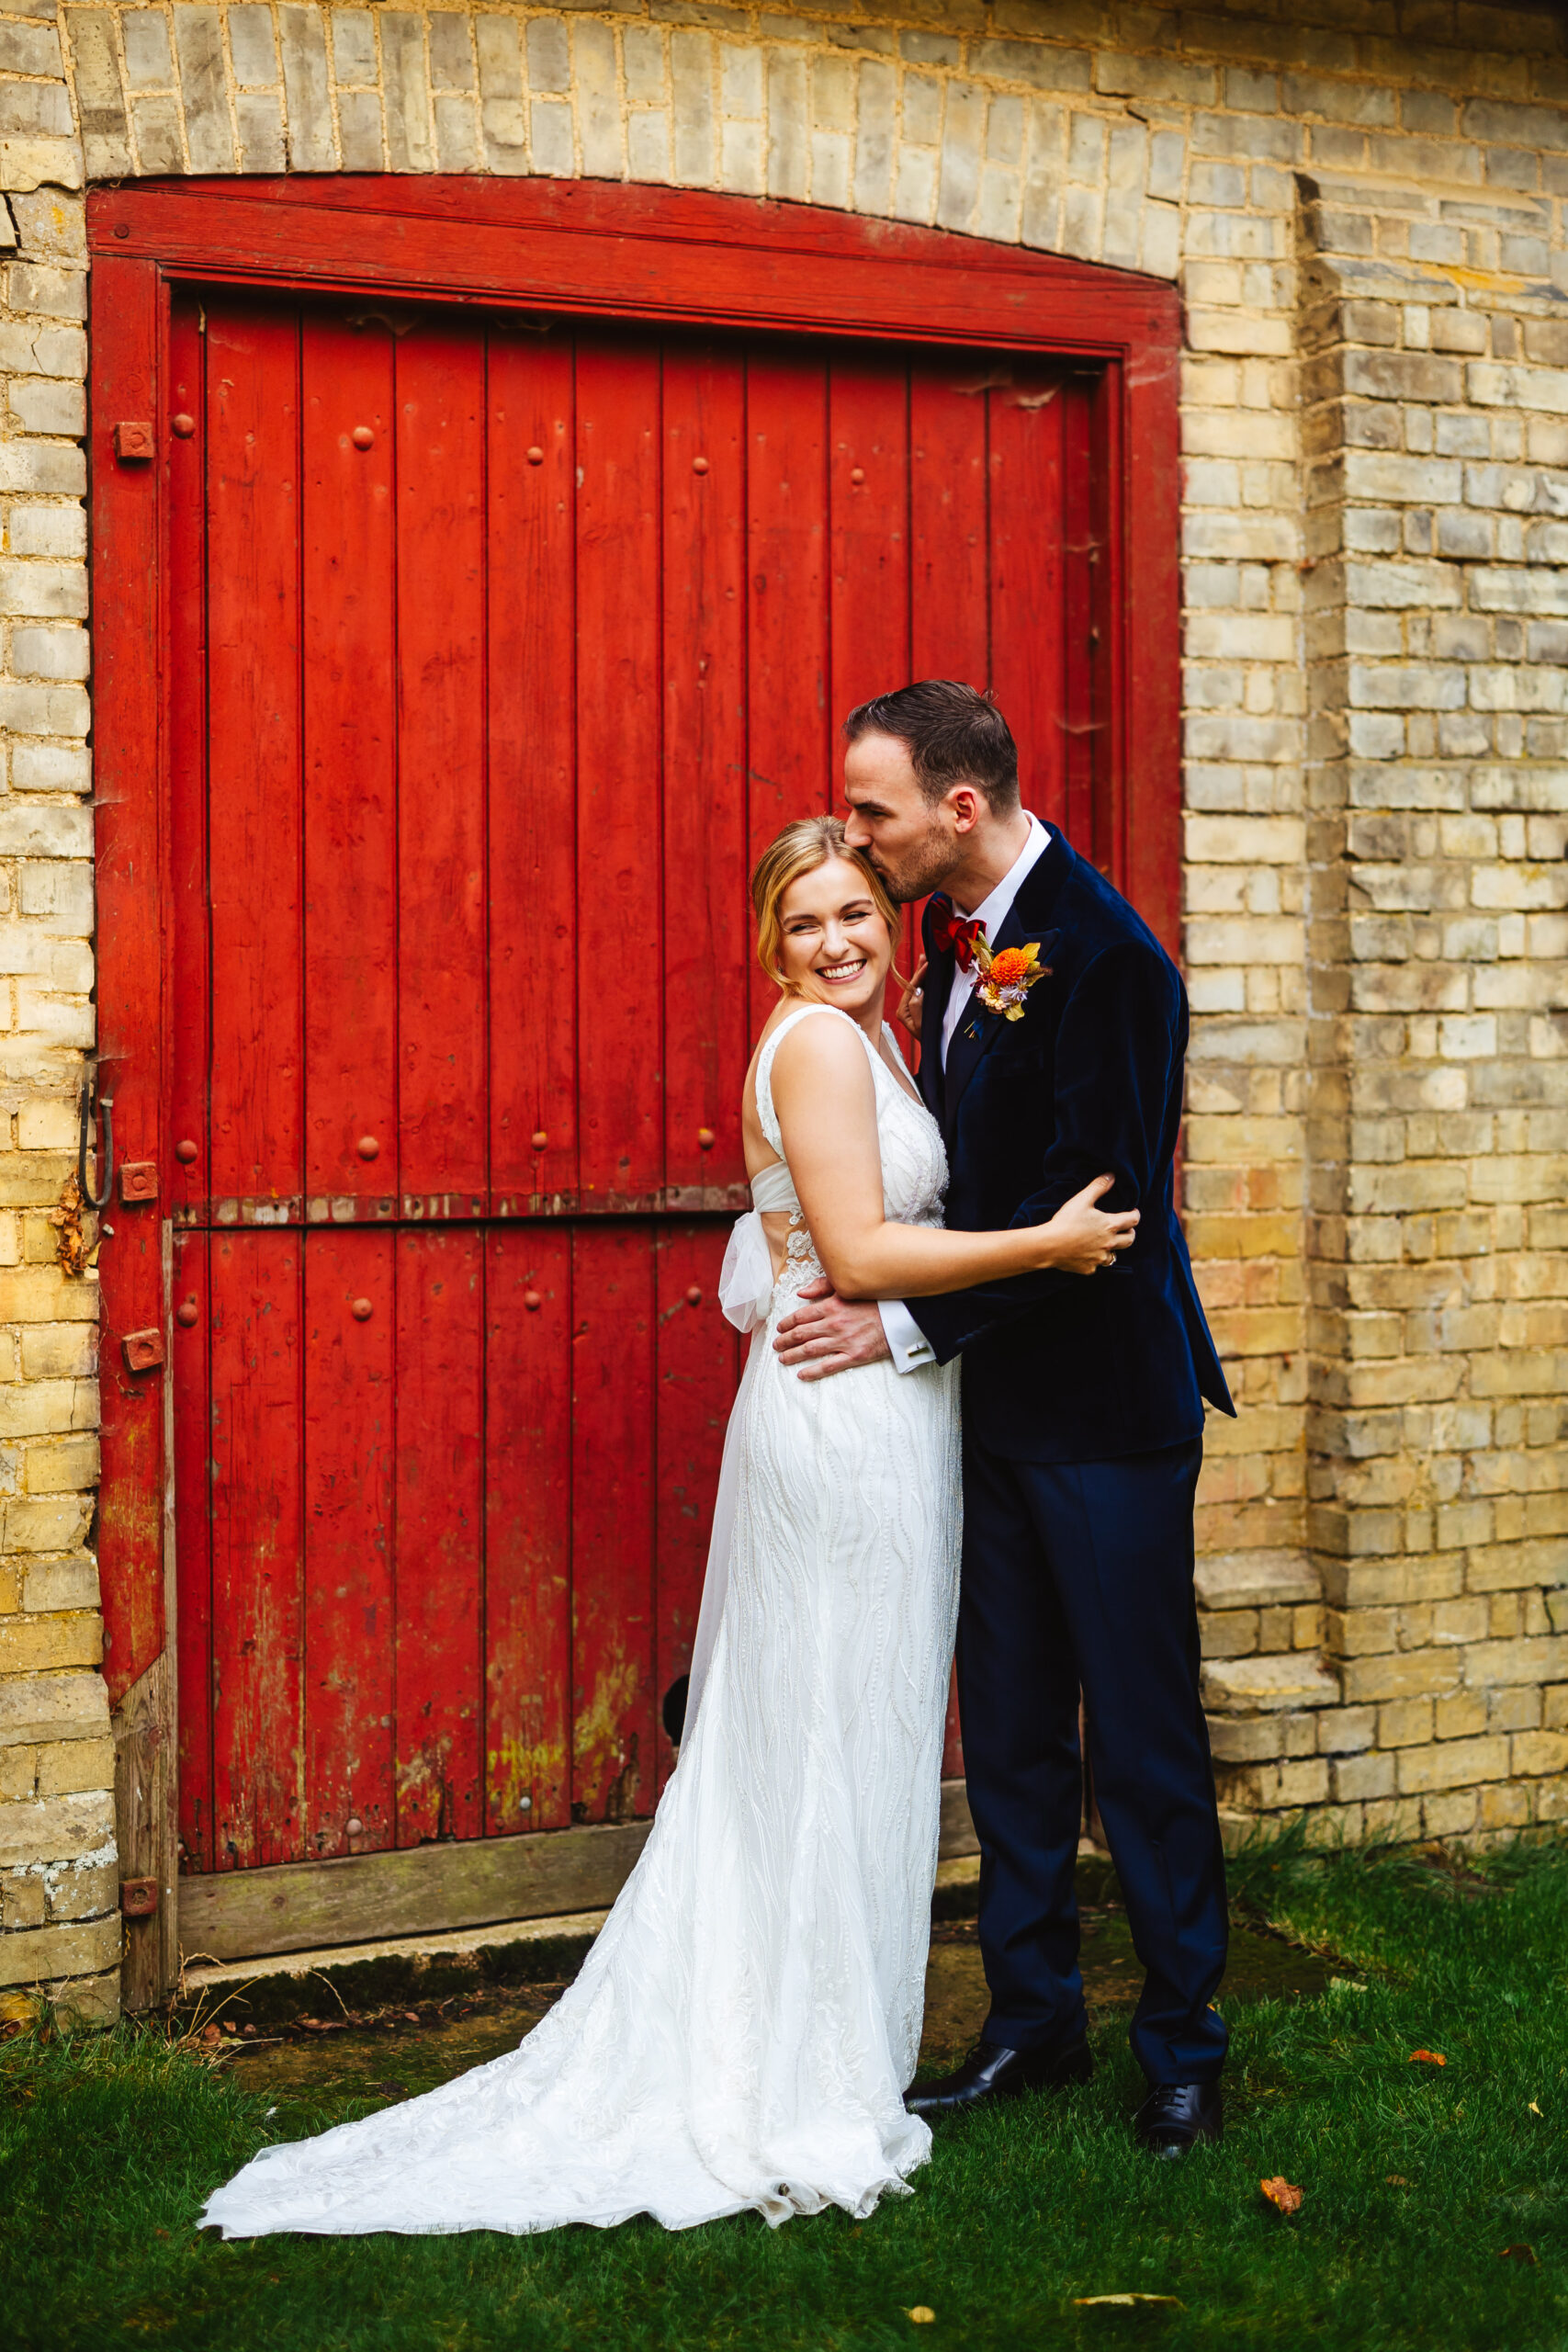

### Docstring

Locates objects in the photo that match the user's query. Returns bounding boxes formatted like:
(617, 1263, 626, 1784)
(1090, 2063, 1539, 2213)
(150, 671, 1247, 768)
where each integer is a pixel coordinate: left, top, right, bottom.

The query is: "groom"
(774, 681, 1235, 2156)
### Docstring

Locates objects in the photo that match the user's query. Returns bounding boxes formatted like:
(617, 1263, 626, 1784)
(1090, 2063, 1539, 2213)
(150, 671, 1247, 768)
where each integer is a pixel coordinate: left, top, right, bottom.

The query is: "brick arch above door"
(48, 6, 1182, 281)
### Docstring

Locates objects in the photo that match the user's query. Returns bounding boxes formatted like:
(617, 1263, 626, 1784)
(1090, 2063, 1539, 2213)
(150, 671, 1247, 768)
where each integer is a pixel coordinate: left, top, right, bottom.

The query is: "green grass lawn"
(5, 1835, 1566, 2352)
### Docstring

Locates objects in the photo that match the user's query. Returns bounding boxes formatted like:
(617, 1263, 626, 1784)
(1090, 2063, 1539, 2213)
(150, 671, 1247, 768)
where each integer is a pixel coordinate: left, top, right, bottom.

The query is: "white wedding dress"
(201, 1006, 961, 2238)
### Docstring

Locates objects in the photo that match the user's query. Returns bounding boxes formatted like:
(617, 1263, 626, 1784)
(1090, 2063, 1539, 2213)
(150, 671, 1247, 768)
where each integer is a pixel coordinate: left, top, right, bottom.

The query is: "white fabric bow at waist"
(718, 1208, 774, 1334)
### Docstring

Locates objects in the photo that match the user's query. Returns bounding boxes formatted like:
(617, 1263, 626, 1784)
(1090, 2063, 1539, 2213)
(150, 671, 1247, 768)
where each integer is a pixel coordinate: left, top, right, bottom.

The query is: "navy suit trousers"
(957, 1431, 1230, 2085)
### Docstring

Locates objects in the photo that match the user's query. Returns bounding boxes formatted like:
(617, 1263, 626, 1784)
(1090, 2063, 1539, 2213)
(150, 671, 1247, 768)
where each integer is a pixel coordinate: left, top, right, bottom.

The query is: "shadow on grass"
(3, 1833, 1565, 2352)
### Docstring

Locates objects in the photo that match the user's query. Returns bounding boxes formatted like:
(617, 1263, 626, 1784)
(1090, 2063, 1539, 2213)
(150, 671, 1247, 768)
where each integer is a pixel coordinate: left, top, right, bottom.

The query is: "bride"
(201, 816, 1136, 2240)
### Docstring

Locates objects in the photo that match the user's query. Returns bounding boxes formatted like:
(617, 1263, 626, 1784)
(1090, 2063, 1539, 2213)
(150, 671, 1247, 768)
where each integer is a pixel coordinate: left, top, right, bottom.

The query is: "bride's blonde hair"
(751, 815, 903, 991)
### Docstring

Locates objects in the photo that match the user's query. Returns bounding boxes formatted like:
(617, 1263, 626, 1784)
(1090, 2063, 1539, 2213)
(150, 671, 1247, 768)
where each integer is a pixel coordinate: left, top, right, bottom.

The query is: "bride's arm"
(769, 1016, 1135, 1297)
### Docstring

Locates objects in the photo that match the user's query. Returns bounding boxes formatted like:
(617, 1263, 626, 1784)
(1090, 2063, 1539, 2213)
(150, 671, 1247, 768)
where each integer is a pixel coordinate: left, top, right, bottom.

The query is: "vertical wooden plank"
(168, 293, 209, 1234)
(395, 1228, 484, 1846)
(909, 363, 989, 685)
(209, 1231, 304, 1869)
(172, 1228, 212, 1873)
(396, 328, 487, 1204)
(207, 303, 303, 1205)
(166, 295, 210, 1883)
(575, 337, 663, 1203)
(1121, 340, 1180, 961)
(93, 254, 165, 1708)
(303, 1230, 395, 1858)
(1060, 377, 1097, 860)
(484, 1227, 572, 1835)
(653, 1224, 737, 1792)
(828, 356, 909, 718)
(570, 1223, 656, 1822)
(661, 346, 748, 1199)
(987, 368, 1066, 831)
(1091, 362, 1130, 905)
(301, 321, 398, 1202)
(488, 337, 578, 1206)
(745, 349, 829, 1029)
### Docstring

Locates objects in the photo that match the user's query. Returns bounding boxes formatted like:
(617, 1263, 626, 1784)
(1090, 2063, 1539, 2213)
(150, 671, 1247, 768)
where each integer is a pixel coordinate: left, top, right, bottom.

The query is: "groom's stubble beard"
(866, 812, 963, 906)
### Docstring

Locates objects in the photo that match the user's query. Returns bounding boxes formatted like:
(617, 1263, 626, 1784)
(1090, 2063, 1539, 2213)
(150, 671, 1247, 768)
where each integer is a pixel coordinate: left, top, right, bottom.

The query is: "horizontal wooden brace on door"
(175, 1781, 979, 1967)
(170, 1186, 753, 1229)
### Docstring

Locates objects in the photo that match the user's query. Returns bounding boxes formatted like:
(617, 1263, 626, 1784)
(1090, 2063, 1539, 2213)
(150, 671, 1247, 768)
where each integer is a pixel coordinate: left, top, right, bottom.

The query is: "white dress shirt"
(878, 815, 1052, 1374)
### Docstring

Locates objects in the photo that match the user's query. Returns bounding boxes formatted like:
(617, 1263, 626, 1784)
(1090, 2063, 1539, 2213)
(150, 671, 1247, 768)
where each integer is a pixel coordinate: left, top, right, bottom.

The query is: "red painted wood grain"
(394, 1228, 485, 1846)
(1060, 379, 1098, 860)
(206, 305, 303, 1204)
(487, 339, 578, 1206)
(301, 319, 398, 1202)
(167, 297, 212, 1854)
(988, 367, 1067, 833)
(574, 337, 663, 1204)
(660, 346, 749, 1196)
(909, 361, 990, 686)
(484, 1227, 572, 1834)
(395, 330, 488, 1204)
(168, 294, 210, 1246)
(570, 1223, 656, 1823)
(829, 355, 910, 719)
(302, 1231, 395, 1859)
(209, 1231, 303, 1867)
(90, 179, 1178, 368)
(172, 1229, 212, 1869)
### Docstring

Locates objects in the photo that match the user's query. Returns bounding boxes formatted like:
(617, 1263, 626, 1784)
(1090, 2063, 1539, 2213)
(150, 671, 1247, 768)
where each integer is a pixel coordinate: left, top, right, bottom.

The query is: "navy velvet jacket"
(908, 826, 1235, 1464)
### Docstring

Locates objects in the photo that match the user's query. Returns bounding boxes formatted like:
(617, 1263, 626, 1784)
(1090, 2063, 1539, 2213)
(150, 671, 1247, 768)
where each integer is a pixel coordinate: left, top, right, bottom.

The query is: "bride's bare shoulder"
(767, 1007, 872, 1095)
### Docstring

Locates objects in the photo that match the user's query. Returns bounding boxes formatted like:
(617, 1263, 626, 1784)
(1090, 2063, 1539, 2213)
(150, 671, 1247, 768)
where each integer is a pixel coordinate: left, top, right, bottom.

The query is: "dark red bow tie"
(929, 896, 987, 971)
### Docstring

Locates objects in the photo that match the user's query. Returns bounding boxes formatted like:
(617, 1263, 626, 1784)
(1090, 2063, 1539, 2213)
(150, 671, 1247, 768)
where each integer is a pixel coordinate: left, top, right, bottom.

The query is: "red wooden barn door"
(163, 294, 1105, 1936)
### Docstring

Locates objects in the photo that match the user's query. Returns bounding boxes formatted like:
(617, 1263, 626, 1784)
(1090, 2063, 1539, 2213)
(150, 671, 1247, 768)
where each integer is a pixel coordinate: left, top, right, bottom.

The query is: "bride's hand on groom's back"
(896, 957, 928, 1041)
(1036, 1174, 1139, 1277)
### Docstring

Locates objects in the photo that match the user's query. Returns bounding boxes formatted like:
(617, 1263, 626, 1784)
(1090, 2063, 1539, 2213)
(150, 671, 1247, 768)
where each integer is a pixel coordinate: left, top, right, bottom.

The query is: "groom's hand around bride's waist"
(773, 1279, 893, 1381)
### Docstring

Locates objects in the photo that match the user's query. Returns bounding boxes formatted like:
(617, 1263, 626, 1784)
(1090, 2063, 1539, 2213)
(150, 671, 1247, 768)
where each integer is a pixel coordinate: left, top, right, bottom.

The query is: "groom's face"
(842, 732, 969, 904)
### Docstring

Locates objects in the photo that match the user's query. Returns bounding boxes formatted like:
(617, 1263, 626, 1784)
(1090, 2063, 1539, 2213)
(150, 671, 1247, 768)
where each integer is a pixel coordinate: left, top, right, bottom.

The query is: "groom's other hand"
(773, 1278, 892, 1380)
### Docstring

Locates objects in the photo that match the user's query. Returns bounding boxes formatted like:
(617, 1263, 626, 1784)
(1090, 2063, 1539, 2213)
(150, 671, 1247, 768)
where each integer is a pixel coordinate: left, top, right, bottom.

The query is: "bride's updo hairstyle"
(751, 815, 901, 992)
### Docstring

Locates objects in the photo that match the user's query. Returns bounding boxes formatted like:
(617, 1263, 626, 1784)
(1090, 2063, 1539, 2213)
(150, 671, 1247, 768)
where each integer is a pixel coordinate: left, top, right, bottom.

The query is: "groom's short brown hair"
(841, 681, 1021, 811)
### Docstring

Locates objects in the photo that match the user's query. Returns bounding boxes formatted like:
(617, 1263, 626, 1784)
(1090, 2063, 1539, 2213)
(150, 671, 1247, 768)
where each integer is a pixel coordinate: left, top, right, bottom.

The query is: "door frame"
(89, 178, 1181, 2000)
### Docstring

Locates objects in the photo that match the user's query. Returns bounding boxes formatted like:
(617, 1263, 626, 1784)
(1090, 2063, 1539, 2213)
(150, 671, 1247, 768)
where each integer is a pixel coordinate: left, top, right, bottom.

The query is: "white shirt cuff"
(878, 1297, 936, 1374)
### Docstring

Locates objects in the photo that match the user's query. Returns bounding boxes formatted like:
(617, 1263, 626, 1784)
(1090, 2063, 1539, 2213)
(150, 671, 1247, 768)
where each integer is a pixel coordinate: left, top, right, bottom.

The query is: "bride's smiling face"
(774, 856, 896, 1018)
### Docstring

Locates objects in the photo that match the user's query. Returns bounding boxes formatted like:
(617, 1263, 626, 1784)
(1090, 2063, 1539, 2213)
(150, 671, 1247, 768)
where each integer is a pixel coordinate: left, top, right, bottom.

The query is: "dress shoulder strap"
(754, 1003, 874, 1159)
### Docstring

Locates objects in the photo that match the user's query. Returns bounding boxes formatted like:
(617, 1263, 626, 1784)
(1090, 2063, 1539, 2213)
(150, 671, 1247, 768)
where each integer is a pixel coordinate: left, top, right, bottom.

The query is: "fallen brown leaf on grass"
(1409, 2049, 1446, 2065)
(1496, 2245, 1538, 2265)
(1386, 2176, 1409, 2188)
(1072, 2295, 1184, 2309)
(1260, 2177, 1303, 2214)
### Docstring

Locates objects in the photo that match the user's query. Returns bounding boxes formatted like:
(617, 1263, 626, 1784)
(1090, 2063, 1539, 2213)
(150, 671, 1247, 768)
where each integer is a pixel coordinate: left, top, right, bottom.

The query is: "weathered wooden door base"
(90, 180, 1180, 2007)
(178, 1781, 981, 1966)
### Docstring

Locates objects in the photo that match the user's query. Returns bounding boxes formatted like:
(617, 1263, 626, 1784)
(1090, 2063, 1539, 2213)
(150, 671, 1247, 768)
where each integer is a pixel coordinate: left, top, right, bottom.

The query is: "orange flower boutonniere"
(973, 937, 1050, 1022)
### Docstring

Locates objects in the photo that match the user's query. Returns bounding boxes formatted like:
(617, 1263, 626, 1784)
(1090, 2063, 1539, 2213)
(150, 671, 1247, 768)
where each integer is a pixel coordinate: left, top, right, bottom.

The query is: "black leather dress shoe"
(905, 2037, 1093, 2118)
(1134, 2080, 1223, 2155)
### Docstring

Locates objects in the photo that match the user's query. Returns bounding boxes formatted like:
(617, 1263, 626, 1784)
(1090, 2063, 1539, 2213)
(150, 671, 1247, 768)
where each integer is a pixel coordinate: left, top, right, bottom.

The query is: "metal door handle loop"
(78, 1087, 114, 1211)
